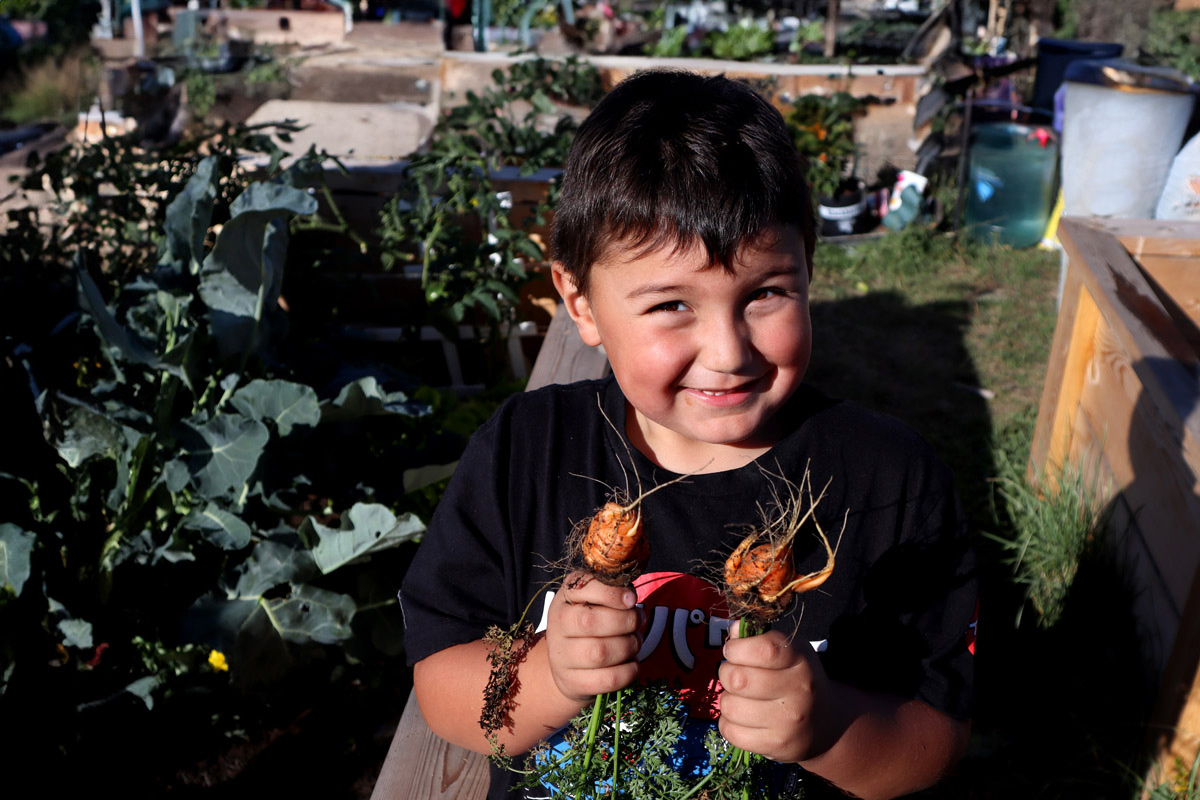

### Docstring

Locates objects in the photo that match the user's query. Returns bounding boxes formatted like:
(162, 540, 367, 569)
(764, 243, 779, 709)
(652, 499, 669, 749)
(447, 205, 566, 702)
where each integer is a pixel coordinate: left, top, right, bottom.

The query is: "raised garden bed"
(1029, 216, 1200, 778)
(439, 51, 926, 178)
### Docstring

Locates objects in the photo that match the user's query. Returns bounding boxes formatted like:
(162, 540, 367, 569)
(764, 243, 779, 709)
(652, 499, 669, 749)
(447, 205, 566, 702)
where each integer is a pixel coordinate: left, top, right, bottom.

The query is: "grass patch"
(809, 230, 1060, 530)
(811, 229, 1158, 798)
(986, 450, 1113, 629)
(0, 48, 99, 126)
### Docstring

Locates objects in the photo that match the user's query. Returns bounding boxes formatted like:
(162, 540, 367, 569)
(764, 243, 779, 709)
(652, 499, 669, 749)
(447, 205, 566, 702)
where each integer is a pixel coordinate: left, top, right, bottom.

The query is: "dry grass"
(1, 48, 99, 125)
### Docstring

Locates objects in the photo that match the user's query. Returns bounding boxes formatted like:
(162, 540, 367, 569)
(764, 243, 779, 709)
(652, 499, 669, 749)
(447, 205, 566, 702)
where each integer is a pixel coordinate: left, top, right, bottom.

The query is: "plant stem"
(737, 617, 756, 800)
(612, 688, 621, 792)
(580, 692, 606, 775)
(319, 183, 368, 250)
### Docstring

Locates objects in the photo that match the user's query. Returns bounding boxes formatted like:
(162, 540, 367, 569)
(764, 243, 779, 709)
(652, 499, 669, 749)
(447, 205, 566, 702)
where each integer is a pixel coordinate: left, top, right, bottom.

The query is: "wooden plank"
(1137, 255, 1200, 355)
(1058, 219, 1200, 446)
(1029, 258, 1102, 479)
(526, 303, 611, 391)
(371, 304, 610, 800)
(1076, 314, 1200, 614)
(1137, 256, 1200, 322)
(1107, 492, 1179, 674)
(371, 688, 491, 800)
(1053, 219, 1200, 784)
(1158, 562, 1200, 771)
(1085, 218, 1200, 258)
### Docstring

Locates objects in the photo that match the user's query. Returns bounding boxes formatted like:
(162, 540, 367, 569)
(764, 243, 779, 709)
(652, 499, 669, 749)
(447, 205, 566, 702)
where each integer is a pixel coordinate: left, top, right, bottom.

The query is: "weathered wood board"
(369, 305, 608, 800)
(1029, 217, 1200, 778)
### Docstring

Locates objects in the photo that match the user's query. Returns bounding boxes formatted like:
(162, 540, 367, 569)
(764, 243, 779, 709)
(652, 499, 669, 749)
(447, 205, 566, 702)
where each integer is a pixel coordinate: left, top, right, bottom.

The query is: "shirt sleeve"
(398, 409, 514, 666)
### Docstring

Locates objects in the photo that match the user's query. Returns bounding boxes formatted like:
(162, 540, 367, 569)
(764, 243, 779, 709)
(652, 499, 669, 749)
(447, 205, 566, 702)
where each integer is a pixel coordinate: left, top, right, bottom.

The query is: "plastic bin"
(1031, 38, 1123, 114)
(1061, 60, 1196, 220)
(964, 122, 1059, 248)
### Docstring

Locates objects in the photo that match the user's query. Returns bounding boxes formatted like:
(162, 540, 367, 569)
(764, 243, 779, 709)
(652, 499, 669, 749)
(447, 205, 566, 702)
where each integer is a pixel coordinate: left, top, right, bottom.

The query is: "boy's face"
(554, 225, 811, 473)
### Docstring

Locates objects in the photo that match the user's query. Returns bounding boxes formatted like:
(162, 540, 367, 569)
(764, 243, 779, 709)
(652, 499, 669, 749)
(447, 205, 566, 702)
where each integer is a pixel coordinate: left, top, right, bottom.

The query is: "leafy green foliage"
(986, 450, 1112, 628)
(377, 56, 601, 336)
(707, 19, 777, 62)
(2, 122, 294, 285)
(646, 25, 689, 57)
(0, 125, 491, 776)
(183, 70, 218, 118)
(517, 682, 762, 799)
(1145, 753, 1200, 800)
(785, 92, 865, 201)
(0, 524, 36, 600)
(1145, 10, 1200, 79)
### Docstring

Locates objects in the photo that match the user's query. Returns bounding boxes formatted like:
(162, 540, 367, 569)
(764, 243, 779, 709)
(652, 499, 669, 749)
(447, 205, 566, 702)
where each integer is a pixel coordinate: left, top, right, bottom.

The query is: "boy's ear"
(551, 262, 602, 347)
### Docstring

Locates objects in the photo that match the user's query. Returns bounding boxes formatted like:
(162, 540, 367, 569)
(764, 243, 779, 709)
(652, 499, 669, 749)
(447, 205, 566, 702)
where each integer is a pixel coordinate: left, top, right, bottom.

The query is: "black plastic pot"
(817, 182, 869, 238)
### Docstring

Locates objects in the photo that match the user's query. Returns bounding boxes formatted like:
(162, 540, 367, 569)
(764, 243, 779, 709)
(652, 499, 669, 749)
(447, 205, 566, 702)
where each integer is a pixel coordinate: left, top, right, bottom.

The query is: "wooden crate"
(1029, 217, 1200, 775)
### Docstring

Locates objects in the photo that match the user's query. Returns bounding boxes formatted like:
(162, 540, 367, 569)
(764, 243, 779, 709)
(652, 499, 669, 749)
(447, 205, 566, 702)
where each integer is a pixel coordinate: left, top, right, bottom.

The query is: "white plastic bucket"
(1061, 62, 1195, 219)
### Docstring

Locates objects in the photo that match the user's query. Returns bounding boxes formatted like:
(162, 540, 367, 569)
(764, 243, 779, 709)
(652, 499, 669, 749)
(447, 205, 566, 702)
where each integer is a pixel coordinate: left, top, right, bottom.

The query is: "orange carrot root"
(580, 502, 649, 585)
(721, 463, 843, 623)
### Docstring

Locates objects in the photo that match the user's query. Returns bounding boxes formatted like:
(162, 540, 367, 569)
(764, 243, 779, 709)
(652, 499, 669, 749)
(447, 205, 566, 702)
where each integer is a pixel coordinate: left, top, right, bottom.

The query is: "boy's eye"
(648, 300, 689, 313)
(749, 286, 788, 302)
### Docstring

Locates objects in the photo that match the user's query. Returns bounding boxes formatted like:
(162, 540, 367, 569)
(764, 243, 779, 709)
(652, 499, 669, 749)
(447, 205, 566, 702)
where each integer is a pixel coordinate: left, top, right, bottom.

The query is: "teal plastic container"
(964, 122, 1059, 249)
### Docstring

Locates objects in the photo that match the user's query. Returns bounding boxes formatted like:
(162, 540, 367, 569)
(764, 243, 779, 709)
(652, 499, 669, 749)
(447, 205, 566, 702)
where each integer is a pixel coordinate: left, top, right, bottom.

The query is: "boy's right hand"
(546, 571, 643, 703)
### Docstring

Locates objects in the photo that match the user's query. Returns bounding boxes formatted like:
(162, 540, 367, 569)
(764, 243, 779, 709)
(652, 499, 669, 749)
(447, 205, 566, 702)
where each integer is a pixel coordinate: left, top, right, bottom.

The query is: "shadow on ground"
(808, 290, 1153, 799)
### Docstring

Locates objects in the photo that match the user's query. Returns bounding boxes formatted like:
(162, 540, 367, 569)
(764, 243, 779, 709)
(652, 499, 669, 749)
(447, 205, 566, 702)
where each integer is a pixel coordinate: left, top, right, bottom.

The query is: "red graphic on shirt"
(632, 572, 731, 720)
(966, 600, 978, 655)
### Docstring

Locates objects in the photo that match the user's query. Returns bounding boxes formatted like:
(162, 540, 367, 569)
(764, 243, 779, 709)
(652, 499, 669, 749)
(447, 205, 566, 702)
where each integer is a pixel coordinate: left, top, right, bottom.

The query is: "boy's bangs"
(589, 142, 802, 271)
(552, 70, 815, 294)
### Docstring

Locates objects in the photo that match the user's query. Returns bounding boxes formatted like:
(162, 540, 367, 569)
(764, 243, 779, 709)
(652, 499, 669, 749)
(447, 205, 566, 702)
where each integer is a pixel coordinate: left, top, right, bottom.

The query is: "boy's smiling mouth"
(684, 377, 764, 406)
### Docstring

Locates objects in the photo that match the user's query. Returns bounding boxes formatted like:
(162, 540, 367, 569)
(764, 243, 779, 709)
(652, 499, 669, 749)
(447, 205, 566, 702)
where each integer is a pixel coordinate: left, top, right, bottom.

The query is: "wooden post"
(824, 0, 839, 59)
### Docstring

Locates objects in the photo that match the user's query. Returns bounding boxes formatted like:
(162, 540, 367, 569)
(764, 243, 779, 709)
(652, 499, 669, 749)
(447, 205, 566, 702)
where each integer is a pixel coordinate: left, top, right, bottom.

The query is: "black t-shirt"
(400, 377, 977, 799)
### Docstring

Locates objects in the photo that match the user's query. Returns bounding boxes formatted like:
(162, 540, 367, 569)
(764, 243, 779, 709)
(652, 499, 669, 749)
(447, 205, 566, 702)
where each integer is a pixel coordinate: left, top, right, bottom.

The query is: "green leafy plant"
(3, 122, 292, 286)
(987, 450, 1112, 628)
(517, 682, 761, 799)
(377, 57, 602, 337)
(707, 19, 776, 62)
(183, 69, 217, 117)
(0, 127, 492, 779)
(785, 92, 865, 201)
(646, 25, 689, 57)
(1145, 10, 1200, 79)
(1145, 753, 1200, 800)
(788, 19, 825, 59)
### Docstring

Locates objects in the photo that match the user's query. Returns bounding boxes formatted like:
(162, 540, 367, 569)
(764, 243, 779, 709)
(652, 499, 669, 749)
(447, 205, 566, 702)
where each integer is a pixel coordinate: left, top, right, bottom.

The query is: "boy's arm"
(413, 637, 584, 754)
(720, 628, 969, 800)
(413, 574, 643, 755)
(796, 686, 969, 800)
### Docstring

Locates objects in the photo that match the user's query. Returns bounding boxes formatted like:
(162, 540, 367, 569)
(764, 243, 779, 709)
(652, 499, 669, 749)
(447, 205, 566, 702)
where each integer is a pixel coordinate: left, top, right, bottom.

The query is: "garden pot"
(817, 182, 870, 238)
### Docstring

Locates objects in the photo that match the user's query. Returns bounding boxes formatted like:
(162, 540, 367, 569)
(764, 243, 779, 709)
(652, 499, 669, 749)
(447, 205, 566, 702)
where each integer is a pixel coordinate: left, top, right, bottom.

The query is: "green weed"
(987, 449, 1112, 628)
(1145, 753, 1200, 800)
(1, 49, 97, 125)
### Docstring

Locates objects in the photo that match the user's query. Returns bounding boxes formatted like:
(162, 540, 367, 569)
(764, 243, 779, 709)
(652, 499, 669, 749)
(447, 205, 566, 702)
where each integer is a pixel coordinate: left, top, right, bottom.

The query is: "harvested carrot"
(722, 463, 842, 623)
(566, 398, 697, 587)
(580, 501, 649, 584)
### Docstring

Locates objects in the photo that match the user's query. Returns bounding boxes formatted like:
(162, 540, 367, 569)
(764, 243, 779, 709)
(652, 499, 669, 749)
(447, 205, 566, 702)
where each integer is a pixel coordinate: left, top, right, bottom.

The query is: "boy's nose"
(700, 316, 755, 374)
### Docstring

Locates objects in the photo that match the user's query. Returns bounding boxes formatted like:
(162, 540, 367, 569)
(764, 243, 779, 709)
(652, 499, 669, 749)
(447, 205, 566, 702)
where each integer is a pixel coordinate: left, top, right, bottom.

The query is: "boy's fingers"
(558, 661, 638, 700)
(558, 600, 642, 639)
(722, 629, 797, 668)
(560, 571, 637, 610)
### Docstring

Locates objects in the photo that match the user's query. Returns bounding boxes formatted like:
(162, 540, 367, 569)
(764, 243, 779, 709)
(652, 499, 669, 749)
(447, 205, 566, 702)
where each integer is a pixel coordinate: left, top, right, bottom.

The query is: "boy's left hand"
(717, 626, 841, 764)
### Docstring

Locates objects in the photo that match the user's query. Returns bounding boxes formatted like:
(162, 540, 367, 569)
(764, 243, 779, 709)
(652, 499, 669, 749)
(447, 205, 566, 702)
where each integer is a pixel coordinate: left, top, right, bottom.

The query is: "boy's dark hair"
(552, 70, 816, 296)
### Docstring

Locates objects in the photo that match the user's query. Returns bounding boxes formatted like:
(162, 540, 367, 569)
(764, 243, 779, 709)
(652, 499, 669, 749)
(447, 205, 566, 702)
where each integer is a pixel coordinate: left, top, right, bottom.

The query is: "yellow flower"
(208, 649, 229, 672)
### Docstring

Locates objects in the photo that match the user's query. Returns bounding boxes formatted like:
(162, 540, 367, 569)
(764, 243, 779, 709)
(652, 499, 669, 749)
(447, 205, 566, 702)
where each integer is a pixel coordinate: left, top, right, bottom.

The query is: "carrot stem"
(612, 688, 622, 791)
(581, 692, 606, 775)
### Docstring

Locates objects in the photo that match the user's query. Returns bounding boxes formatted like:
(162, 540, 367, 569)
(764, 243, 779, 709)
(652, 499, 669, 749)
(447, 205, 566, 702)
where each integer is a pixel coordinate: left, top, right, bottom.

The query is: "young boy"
(400, 70, 977, 800)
